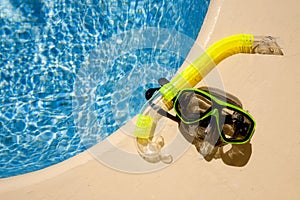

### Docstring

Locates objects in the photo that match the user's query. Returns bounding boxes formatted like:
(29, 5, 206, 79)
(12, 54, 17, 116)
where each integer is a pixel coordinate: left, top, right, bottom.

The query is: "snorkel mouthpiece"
(135, 34, 283, 164)
(134, 92, 173, 163)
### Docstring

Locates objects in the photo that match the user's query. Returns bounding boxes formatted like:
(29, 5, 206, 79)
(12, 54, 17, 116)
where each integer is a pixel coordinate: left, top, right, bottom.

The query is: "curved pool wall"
(0, 0, 210, 178)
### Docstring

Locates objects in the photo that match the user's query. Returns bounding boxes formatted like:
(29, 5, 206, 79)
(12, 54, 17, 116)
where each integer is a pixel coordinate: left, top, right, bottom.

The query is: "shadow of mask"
(179, 121, 252, 167)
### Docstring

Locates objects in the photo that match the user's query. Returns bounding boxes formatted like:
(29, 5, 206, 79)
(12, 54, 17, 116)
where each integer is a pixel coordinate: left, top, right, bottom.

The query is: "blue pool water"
(0, 0, 210, 178)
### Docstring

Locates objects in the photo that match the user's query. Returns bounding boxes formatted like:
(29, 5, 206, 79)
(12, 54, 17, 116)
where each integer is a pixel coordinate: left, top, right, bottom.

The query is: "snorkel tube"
(134, 34, 283, 163)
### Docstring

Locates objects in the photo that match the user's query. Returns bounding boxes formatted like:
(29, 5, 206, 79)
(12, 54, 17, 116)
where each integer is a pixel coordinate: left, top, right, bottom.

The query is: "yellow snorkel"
(134, 34, 283, 163)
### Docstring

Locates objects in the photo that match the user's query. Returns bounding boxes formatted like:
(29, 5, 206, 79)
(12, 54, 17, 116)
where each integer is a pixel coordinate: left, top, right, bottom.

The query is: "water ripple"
(0, 0, 209, 178)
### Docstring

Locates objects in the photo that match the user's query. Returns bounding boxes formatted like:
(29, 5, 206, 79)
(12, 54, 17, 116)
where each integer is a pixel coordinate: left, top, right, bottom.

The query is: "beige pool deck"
(1, 0, 300, 199)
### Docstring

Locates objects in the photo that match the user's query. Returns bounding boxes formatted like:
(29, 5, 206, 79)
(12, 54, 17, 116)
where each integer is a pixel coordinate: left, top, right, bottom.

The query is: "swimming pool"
(0, 0, 210, 178)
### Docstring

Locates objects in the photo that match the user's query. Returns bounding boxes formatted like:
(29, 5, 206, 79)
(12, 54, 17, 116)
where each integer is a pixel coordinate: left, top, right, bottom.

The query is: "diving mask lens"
(220, 107, 255, 143)
(174, 89, 212, 123)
